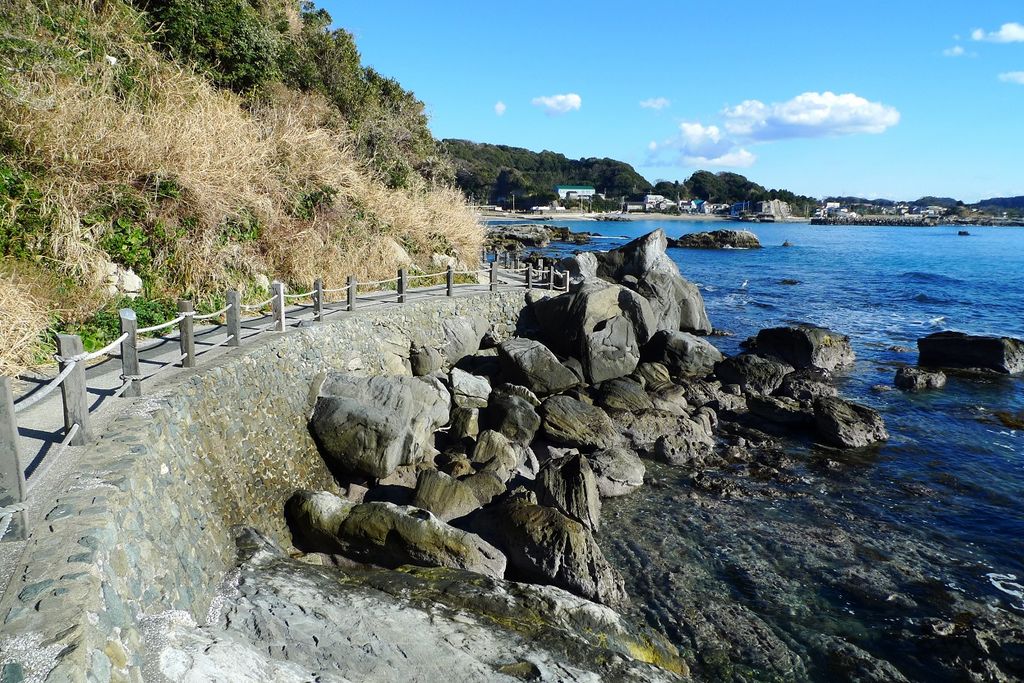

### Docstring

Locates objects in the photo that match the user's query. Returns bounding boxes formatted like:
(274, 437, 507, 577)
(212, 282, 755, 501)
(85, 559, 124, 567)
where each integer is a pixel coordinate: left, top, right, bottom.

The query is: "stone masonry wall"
(0, 290, 530, 683)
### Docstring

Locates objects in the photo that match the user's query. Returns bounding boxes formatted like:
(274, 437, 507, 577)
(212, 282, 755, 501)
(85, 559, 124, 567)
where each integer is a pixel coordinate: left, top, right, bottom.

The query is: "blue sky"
(322, 1, 1023, 202)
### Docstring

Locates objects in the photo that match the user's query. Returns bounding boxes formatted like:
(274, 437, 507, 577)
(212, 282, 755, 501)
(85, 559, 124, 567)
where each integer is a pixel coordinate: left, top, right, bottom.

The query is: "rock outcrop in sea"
(670, 229, 762, 249)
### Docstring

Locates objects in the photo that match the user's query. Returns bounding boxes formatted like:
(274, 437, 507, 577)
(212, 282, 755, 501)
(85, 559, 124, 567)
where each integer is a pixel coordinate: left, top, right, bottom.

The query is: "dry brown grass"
(0, 263, 51, 377)
(0, 0, 482, 308)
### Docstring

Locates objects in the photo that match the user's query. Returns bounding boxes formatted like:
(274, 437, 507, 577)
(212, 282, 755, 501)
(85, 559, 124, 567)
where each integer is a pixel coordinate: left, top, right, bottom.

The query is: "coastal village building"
(555, 185, 596, 200)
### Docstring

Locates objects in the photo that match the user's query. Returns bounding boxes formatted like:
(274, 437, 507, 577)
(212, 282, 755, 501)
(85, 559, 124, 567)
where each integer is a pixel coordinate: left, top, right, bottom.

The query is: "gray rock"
(412, 470, 482, 522)
(918, 331, 1024, 374)
(582, 314, 641, 383)
(557, 252, 599, 283)
(449, 407, 480, 441)
(643, 330, 723, 378)
(671, 229, 762, 249)
(540, 395, 621, 450)
(471, 430, 521, 482)
(775, 369, 838, 403)
(648, 384, 690, 416)
(653, 419, 716, 467)
(411, 345, 443, 376)
(894, 366, 947, 391)
(311, 373, 450, 479)
(497, 338, 579, 397)
(483, 392, 541, 445)
(813, 397, 889, 449)
(474, 498, 629, 608)
(714, 354, 794, 395)
(590, 447, 645, 497)
(536, 454, 602, 531)
(596, 377, 654, 413)
(441, 315, 489, 366)
(462, 472, 507, 506)
(486, 223, 550, 247)
(748, 395, 815, 428)
(450, 368, 492, 409)
(755, 325, 855, 371)
(491, 383, 541, 407)
(634, 362, 673, 391)
(285, 491, 506, 579)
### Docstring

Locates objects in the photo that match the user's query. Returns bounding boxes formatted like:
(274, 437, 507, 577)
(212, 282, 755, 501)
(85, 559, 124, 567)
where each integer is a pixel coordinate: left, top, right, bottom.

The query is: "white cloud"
(722, 91, 900, 140)
(654, 121, 755, 168)
(648, 140, 658, 151)
(640, 97, 671, 110)
(531, 93, 581, 115)
(494, 101, 506, 116)
(998, 71, 1024, 84)
(943, 45, 966, 57)
(971, 22, 1024, 43)
(683, 148, 757, 168)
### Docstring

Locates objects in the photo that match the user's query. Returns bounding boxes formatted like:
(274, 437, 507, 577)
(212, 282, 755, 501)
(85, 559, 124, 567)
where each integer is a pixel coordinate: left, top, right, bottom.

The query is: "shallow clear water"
(517, 219, 1024, 680)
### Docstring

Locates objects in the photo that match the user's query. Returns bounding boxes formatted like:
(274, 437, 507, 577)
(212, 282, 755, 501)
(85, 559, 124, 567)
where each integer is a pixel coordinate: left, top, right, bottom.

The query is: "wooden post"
(547, 267, 555, 291)
(119, 309, 141, 398)
(446, 265, 454, 297)
(0, 377, 27, 541)
(489, 261, 498, 292)
(397, 268, 407, 304)
(313, 278, 324, 322)
(56, 334, 90, 445)
(526, 265, 533, 290)
(177, 299, 195, 368)
(226, 290, 241, 347)
(347, 276, 356, 312)
(271, 281, 285, 332)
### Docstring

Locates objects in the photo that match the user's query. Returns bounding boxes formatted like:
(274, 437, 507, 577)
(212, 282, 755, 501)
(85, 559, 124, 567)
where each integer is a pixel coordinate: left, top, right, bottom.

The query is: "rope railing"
(0, 254, 568, 542)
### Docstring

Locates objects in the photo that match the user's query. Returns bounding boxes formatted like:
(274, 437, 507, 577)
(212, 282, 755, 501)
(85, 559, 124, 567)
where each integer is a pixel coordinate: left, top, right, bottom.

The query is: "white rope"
(283, 290, 315, 299)
(453, 268, 490, 275)
(358, 276, 401, 286)
(54, 332, 130, 363)
(240, 297, 275, 311)
(407, 270, 449, 280)
(111, 380, 132, 399)
(321, 285, 349, 294)
(24, 423, 80, 493)
(13, 361, 77, 413)
(192, 304, 232, 321)
(137, 315, 187, 334)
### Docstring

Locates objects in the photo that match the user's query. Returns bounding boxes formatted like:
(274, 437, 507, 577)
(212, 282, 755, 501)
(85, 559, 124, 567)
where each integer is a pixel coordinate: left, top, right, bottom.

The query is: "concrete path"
(0, 271, 540, 598)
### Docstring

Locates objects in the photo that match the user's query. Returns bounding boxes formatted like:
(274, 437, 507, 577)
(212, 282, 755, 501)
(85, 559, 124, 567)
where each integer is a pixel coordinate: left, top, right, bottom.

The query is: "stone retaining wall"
(0, 291, 530, 682)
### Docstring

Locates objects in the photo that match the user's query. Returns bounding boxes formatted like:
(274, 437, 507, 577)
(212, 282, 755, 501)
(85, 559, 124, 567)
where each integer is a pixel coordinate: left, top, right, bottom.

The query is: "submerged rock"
(310, 373, 450, 479)
(755, 325, 855, 371)
(894, 366, 947, 392)
(813, 397, 889, 449)
(285, 490, 506, 579)
(917, 331, 1024, 374)
(671, 229, 762, 249)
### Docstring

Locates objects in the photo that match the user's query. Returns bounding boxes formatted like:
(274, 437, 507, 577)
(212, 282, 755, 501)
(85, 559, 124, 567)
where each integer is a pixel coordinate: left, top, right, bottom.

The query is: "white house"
(555, 185, 596, 200)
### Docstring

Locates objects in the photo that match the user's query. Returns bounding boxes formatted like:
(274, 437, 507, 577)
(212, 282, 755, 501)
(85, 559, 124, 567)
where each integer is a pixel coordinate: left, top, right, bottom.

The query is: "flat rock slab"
(755, 325, 855, 371)
(540, 395, 621, 450)
(918, 332, 1024, 374)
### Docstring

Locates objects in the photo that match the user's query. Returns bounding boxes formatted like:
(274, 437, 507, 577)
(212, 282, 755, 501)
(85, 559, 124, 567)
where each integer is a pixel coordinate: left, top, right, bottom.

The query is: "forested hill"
(443, 139, 652, 205)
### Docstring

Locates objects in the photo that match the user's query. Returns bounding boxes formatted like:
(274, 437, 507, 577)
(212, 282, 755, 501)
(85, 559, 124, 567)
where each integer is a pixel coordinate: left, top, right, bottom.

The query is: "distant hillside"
(443, 139, 651, 206)
(975, 196, 1024, 210)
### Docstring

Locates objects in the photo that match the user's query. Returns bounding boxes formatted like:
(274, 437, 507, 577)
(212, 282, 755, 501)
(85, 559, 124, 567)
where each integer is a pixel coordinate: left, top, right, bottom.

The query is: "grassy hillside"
(0, 0, 481, 376)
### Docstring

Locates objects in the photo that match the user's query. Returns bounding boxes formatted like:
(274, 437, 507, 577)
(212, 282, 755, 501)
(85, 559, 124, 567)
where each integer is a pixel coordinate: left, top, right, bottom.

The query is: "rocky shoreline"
(165, 229, 1024, 681)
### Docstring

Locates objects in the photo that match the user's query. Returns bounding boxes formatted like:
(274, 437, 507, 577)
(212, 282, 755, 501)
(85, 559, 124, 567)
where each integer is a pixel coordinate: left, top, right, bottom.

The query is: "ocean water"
(523, 219, 1024, 680)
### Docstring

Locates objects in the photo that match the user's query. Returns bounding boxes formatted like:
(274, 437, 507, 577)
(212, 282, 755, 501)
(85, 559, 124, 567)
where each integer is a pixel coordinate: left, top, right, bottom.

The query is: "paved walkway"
(0, 271, 536, 598)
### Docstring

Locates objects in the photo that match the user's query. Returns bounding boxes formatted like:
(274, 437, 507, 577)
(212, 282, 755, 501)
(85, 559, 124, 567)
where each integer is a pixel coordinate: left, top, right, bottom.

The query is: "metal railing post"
(272, 281, 285, 332)
(0, 377, 27, 541)
(56, 334, 90, 445)
(177, 300, 195, 368)
(226, 290, 241, 346)
(119, 309, 141, 398)
(489, 261, 498, 292)
(397, 268, 407, 304)
(446, 265, 454, 297)
(347, 276, 356, 312)
(548, 267, 555, 291)
(313, 278, 324, 322)
(526, 265, 533, 290)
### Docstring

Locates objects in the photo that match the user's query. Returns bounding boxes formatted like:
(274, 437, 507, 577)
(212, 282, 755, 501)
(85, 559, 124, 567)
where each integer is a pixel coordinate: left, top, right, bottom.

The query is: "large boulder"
(589, 447, 645, 497)
(540, 395, 621, 450)
(311, 374, 451, 479)
(774, 369, 838, 403)
(471, 429, 521, 482)
(595, 377, 655, 413)
(813, 397, 889, 449)
(536, 454, 602, 531)
(894, 366, 947, 391)
(485, 223, 550, 248)
(642, 330, 723, 377)
(593, 229, 712, 334)
(556, 252, 599, 284)
(754, 325, 855, 371)
(440, 315, 489, 366)
(616, 410, 715, 466)
(671, 229, 762, 249)
(532, 279, 654, 383)
(450, 368, 491, 409)
(474, 495, 628, 607)
(496, 338, 579, 396)
(714, 354, 794, 396)
(747, 394, 815, 429)
(285, 491, 506, 579)
(482, 391, 541, 445)
(917, 332, 1024, 374)
(411, 470, 482, 522)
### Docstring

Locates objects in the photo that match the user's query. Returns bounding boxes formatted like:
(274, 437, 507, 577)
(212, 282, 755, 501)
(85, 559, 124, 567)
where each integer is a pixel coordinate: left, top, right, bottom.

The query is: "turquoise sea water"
(512, 219, 1024, 679)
